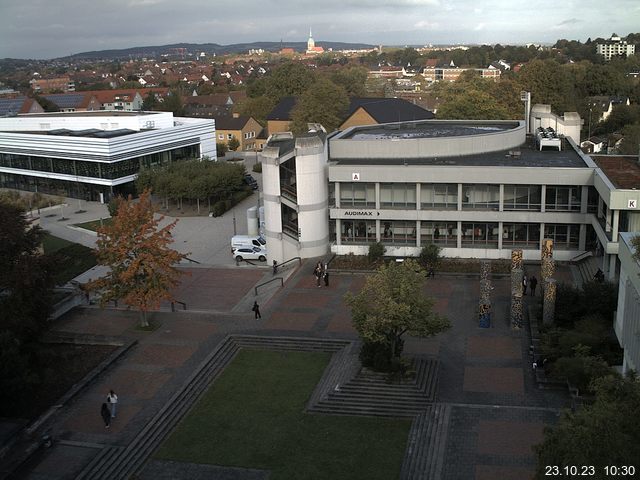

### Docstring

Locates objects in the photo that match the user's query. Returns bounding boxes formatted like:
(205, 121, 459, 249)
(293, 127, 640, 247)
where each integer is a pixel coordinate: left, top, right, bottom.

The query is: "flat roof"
(18, 110, 158, 117)
(341, 121, 520, 140)
(0, 128, 143, 138)
(331, 136, 589, 168)
(592, 155, 640, 189)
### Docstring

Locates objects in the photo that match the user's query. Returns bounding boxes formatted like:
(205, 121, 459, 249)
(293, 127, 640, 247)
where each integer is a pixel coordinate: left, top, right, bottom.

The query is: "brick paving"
(11, 263, 574, 479)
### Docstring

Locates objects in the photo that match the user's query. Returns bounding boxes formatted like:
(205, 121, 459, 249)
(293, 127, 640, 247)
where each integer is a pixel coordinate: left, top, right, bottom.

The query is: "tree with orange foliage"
(89, 189, 185, 327)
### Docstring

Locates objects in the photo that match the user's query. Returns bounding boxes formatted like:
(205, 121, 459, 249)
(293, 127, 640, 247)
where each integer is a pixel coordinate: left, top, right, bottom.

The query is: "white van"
(231, 235, 266, 252)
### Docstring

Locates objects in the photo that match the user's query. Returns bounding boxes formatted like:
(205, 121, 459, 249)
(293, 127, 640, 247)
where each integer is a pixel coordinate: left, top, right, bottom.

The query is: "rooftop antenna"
(520, 91, 531, 134)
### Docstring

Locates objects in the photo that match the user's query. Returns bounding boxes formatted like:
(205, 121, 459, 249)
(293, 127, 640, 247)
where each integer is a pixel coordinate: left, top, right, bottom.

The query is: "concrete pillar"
(498, 221, 503, 250)
(608, 254, 617, 280)
(376, 219, 381, 242)
(612, 210, 620, 240)
(334, 182, 341, 208)
(456, 221, 462, 249)
(457, 184, 463, 211)
(499, 184, 504, 212)
(375, 183, 380, 210)
(579, 224, 587, 251)
(580, 185, 589, 214)
(416, 183, 421, 211)
(540, 185, 546, 213)
(416, 220, 421, 248)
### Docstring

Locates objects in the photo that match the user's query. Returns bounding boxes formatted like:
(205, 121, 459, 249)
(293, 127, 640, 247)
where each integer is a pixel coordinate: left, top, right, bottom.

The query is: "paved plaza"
(4, 197, 573, 479)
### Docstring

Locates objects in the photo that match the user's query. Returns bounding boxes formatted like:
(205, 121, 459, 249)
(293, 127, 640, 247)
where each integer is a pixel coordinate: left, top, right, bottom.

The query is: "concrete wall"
(330, 121, 526, 159)
(529, 104, 582, 145)
(615, 232, 640, 374)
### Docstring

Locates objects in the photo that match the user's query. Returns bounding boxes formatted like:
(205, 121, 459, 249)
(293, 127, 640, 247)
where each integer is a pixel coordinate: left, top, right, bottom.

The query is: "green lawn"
(42, 234, 97, 284)
(156, 349, 411, 480)
(73, 217, 112, 232)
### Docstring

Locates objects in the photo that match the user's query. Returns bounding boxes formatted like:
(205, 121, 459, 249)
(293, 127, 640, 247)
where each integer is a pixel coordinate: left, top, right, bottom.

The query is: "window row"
(0, 146, 199, 180)
(334, 182, 590, 212)
(337, 221, 580, 249)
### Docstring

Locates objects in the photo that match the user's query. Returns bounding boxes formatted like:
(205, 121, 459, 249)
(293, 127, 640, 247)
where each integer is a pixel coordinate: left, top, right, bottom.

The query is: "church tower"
(307, 28, 315, 51)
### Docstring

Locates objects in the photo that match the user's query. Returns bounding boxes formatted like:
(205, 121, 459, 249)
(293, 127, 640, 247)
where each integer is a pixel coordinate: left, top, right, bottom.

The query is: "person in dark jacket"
(252, 301, 261, 319)
(529, 275, 538, 296)
(101, 403, 111, 428)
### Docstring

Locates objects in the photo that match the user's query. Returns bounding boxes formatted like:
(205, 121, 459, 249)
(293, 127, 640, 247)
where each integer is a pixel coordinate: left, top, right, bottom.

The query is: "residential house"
(422, 63, 501, 83)
(183, 92, 247, 118)
(42, 93, 101, 112)
(580, 136, 606, 154)
(90, 90, 144, 111)
(0, 96, 44, 116)
(215, 114, 263, 151)
(587, 96, 630, 123)
(30, 76, 75, 93)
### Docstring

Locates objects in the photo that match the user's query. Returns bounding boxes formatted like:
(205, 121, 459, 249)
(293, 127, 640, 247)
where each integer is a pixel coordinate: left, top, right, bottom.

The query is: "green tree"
(329, 66, 369, 97)
(227, 136, 240, 152)
(159, 90, 184, 116)
(344, 260, 450, 366)
(216, 141, 228, 157)
(535, 374, 640, 478)
(249, 61, 315, 102)
(437, 88, 509, 120)
(234, 96, 276, 126)
(517, 59, 577, 113)
(89, 190, 185, 327)
(419, 243, 441, 271)
(141, 92, 159, 111)
(0, 203, 54, 408)
(290, 78, 349, 133)
(619, 123, 640, 155)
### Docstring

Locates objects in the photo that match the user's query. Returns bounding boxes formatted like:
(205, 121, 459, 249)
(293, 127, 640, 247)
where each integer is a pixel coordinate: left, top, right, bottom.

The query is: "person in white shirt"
(106, 390, 118, 418)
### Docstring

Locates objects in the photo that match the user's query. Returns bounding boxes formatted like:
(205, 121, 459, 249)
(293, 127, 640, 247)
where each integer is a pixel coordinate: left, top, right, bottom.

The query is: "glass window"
(544, 224, 579, 249)
(546, 186, 581, 211)
(52, 158, 75, 175)
(420, 222, 457, 246)
(380, 183, 416, 209)
(339, 183, 375, 208)
(503, 185, 542, 211)
(461, 222, 499, 248)
(31, 156, 52, 172)
(381, 220, 416, 245)
(502, 223, 540, 249)
(462, 184, 500, 210)
(420, 183, 458, 209)
(342, 220, 377, 244)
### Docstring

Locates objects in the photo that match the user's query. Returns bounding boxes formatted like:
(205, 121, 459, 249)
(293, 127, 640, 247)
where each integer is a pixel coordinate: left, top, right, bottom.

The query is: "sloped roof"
(0, 96, 42, 116)
(266, 96, 297, 120)
(346, 97, 435, 123)
(215, 115, 252, 130)
(43, 93, 95, 109)
(267, 96, 435, 124)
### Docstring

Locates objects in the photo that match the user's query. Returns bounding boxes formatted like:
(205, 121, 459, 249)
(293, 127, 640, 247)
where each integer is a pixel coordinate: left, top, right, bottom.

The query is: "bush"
(419, 243, 441, 270)
(550, 354, 613, 394)
(216, 142, 228, 157)
(107, 195, 123, 217)
(252, 162, 262, 173)
(211, 200, 226, 217)
(368, 242, 385, 263)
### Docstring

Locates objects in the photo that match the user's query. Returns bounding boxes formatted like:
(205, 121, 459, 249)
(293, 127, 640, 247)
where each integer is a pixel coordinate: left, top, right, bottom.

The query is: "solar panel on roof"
(0, 97, 26, 115)
(44, 94, 85, 109)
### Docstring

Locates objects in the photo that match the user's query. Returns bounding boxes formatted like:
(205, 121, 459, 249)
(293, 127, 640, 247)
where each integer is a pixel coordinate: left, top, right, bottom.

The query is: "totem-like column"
(511, 294, 523, 329)
(511, 249, 523, 271)
(511, 267, 524, 329)
(543, 278, 557, 325)
(479, 262, 492, 328)
(480, 260, 491, 281)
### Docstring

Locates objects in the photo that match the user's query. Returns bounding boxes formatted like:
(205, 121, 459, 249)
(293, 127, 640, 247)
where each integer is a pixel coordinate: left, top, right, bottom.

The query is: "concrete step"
(325, 394, 431, 409)
(311, 403, 424, 418)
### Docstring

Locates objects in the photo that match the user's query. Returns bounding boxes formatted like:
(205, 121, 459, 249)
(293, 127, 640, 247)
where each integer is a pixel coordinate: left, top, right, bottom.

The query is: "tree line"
(135, 159, 252, 216)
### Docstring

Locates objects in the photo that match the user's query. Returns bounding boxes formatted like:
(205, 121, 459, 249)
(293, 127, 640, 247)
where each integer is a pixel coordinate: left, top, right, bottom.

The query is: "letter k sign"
(629, 199, 637, 209)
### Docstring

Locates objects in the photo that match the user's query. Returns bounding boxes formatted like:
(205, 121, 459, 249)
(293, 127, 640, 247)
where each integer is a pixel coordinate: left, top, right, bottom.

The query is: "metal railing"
(171, 300, 187, 312)
(254, 277, 284, 296)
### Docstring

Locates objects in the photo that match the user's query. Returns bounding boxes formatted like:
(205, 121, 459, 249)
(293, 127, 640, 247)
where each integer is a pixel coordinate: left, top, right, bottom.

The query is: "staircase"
(75, 335, 349, 480)
(400, 404, 452, 480)
(308, 357, 440, 418)
(574, 255, 601, 286)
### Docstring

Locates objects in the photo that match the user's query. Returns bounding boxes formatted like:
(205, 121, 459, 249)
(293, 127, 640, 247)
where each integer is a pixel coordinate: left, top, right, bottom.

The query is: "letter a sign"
(352, 173, 360, 181)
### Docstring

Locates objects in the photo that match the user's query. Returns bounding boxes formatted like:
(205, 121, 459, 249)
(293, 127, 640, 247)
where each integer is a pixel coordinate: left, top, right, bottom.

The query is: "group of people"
(100, 389, 118, 428)
(522, 274, 538, 296)
(314, 262, 329, 287)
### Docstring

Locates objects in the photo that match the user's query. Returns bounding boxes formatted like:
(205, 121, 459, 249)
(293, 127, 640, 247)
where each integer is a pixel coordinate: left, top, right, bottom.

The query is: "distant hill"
(62, 41, 376, 60)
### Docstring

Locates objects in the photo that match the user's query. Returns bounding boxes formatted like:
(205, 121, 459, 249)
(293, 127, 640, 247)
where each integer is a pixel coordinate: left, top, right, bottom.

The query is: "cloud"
(414, 20, 439, 29)
(473, 23, 485, 31)
(556, 18, 580, 26)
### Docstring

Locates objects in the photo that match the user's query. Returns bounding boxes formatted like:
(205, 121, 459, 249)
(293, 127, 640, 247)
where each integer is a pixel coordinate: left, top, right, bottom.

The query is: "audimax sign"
(343, 211, 380, 217)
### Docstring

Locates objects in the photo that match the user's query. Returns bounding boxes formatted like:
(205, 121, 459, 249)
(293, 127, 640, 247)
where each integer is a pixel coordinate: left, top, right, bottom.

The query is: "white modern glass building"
(0, 111, 216, 202)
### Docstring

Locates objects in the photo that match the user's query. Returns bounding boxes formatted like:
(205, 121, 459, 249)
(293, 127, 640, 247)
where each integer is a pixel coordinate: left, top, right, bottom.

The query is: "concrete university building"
(0, 111, 216, 202)
(261, 105, 640, 283)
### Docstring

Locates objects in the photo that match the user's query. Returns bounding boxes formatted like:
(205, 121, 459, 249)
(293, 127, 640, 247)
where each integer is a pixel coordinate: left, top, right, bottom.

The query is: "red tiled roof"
(592, 155, 640, 189)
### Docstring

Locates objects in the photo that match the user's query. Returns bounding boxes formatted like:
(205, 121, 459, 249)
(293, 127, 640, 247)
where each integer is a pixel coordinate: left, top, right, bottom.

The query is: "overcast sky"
(1, 0, 639, 59)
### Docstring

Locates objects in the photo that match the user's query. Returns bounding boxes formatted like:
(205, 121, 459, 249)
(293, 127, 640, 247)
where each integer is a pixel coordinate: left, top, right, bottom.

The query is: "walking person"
(529, 275, 538, 296)
(101, 403, 111, 428)
(252, 301, 261, 319)
(323, 264, 329, 287)
(522, 275, 528, 295)
(106, 389, 118, 418)
(315, 262, 322, 287)
(272, 260, 278, 275)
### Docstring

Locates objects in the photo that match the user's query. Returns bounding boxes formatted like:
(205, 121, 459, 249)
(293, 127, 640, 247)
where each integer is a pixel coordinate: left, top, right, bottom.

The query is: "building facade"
(261, 109, 640, 282)
(614, 232, 640, 375)
(596, 35, 636, 61)
(0, 111, 216, 202)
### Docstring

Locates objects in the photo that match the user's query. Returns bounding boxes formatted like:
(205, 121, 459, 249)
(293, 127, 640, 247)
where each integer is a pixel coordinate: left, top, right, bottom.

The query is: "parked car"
(243, 174, 258, 190)
(233, 246, 267, 262)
